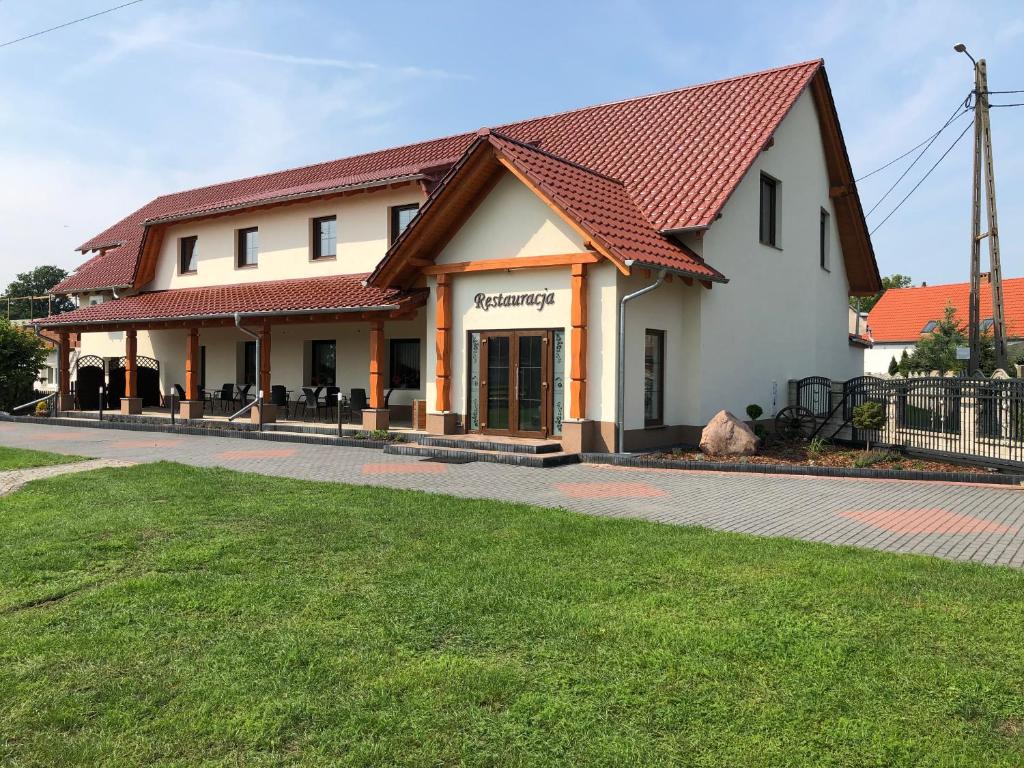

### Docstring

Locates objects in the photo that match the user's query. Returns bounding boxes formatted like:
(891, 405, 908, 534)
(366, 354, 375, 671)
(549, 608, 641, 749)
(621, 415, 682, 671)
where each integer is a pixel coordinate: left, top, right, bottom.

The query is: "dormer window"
(921, 320, 938, 334)
(981, 318, 994, 331)
(389, 204, 419, 245)
(179, 236, 198, 274)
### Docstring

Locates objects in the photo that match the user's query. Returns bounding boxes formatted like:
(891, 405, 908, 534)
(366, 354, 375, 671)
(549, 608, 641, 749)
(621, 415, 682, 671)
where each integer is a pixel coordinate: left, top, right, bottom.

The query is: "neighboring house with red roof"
(38, 59, 879, 451)
(864, 277, 1024, 373)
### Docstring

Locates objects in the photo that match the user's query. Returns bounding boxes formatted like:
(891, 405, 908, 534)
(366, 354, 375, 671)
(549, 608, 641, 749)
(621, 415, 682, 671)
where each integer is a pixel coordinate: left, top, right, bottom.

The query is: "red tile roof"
(55, 60, 830, 293)
(39, 274, 423, 328)
(867, 277, 1024, 342)
(489, 134, 724, 279)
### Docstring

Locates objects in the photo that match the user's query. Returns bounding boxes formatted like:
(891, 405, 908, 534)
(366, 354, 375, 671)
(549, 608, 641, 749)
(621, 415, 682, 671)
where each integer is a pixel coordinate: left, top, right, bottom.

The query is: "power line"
(989, 102, 1024, 108)
(870, 118, 974, 236)
(0, 1, 145, 49)
(864, 101, 970, 217)
(986, 89, 1024, 95)
(855, 103, 971, 183)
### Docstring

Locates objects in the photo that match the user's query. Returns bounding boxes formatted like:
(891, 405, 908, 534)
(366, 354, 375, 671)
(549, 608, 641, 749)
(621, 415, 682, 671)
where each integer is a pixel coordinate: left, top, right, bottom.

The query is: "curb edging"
(580, 453, 1024, 486)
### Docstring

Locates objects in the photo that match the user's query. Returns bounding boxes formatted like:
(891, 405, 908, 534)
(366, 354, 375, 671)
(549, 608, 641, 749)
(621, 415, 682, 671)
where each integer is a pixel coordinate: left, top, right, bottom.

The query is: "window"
(311, 340, 336, 386)
(759, 173, 779, 247)
(312, 216, 336, 260)
(237, 227, 259, 268)
(389, 339, 421, 389)
(389, 203, 420, 244)
(921, 320, 938, 334)
(644, 330, 665, 427)
(179, 235, 198, 274)
(243, 341, 256, 386)
(981, 318, 994, 332)
(819, 208, 830, 271)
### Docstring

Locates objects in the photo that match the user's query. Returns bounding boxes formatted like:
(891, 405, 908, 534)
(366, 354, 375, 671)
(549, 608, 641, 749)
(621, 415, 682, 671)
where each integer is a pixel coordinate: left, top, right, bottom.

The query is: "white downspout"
(616, 268, 667, 453)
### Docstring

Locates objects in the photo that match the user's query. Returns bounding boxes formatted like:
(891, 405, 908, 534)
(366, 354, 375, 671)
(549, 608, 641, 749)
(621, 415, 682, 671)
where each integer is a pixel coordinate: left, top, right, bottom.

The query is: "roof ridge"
(494, 59, 823, 131)
(132, 59, 821, 212)
(488, 131, 625, 184)
(877, 276, 1024, 296)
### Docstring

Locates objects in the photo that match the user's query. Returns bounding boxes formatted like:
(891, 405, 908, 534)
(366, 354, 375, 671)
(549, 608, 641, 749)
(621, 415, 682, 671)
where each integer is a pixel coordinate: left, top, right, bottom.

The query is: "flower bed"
(653, 440, 1000, 475)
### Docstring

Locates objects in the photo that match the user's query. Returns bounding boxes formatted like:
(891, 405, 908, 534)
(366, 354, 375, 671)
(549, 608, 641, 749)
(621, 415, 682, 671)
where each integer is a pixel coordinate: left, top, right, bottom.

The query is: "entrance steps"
(416, 435, 562, 454)
(384, 436, 578, 468)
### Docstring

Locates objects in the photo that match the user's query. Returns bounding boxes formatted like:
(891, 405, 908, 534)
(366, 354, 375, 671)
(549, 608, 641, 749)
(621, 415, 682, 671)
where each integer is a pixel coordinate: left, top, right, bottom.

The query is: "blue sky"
(0, 0, 1021, 290)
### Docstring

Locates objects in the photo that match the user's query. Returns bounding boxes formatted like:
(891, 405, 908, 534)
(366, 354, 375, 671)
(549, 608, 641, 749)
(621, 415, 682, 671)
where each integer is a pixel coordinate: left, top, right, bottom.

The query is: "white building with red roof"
(39, 59, 879, 452)
(864, 277, 1024, 374)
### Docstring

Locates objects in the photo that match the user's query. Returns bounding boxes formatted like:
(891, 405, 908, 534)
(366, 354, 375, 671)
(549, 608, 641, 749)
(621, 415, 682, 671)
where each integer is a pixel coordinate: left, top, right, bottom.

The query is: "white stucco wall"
(695, 89, 863, 422)
(619, 273, 702, 431)
(864, 342, 913, 375)
(145, 185, 424, 291)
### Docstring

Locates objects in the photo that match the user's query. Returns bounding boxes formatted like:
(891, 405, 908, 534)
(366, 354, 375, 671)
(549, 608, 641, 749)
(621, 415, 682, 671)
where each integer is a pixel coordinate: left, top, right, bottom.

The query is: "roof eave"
(142, 174, 426, 226)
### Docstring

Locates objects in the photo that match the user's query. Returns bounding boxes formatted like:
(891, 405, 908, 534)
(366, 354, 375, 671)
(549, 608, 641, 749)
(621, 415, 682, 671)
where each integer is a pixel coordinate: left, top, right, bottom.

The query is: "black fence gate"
(796, 376, 832, 417)
(842, 375, 885, 443)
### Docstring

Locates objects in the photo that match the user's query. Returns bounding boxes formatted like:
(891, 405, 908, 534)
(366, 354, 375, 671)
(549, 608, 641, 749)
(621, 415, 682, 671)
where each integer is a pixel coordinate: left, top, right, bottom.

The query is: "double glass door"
(479, 331, 550, 438)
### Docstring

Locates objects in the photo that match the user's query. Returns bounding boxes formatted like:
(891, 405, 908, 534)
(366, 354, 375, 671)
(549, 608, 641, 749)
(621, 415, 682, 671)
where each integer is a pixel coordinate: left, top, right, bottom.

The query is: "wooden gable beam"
(422, 251, 600, 276)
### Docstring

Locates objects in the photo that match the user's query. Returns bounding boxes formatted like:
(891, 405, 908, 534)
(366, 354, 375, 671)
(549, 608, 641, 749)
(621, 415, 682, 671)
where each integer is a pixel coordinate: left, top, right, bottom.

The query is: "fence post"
(786, 379, 798, 408)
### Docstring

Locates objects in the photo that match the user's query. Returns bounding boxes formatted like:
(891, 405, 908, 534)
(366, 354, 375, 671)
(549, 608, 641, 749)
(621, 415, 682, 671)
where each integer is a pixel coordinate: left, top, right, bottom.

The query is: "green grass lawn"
(2, 462, 1024, 766)
(0, 445, 83, 471)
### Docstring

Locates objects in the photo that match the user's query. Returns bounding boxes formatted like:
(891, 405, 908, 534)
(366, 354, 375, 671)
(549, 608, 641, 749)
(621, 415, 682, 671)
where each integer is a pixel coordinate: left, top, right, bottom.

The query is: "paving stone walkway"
(0, 457, 135, 496)
(1, 420, 1023, 568)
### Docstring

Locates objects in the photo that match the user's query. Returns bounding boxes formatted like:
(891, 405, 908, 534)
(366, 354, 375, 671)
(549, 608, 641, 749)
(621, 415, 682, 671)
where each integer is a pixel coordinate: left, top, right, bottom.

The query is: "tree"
(0, 319, 47, 412)
(888, 356, 899, 376)
(852, 400, 886, 451)
(2, 266, 74, 320)
(851, 273, 913, 313)
(897, 349, 911, 376)
(906, 303, 965, 374)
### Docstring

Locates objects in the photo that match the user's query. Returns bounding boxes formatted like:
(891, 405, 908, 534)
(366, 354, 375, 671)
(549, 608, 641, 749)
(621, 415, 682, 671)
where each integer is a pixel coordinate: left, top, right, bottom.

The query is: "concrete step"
(417, 435, 563, 454)
(383, 443, 579, 468)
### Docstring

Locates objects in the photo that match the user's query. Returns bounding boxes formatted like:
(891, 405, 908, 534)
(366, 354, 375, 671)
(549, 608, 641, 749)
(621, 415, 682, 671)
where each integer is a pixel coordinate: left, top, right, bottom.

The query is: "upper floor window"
(237, 227, 259, 268)
(981, 317, 994, 332)
(312, 216, 337, 260)
(179, 235, 198, 274)
(759, 173, 779, 247)
(921, 320, 938, 334)
(389, 203, 420, 245)
(819, 208, 830, 271)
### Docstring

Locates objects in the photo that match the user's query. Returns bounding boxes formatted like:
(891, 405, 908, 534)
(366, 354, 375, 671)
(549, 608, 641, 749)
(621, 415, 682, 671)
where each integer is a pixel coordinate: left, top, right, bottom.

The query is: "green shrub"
(745, 403, 763, 422)
(852, 400, 886, 450)
(351, 432, 368, 440)
(853, 450, 901, 468)
(807, 436, 829, 458)
(370, 429, 389, 441)
(34, 400, 49, 417)
(888, 356, 899, 376)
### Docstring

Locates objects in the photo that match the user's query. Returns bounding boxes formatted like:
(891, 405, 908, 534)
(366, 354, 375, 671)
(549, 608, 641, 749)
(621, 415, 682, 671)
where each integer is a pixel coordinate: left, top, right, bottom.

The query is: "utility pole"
(956, 43, 1008, 373)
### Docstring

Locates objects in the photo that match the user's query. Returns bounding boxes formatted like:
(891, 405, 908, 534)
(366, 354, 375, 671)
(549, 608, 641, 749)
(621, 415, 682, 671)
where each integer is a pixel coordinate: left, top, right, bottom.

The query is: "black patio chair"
(349, 388, 368, 414)
(323, 386, 340, 420)
(173, 384, 186, 403)
(270, 385, 288, 409)
(212, 383, 234, 413)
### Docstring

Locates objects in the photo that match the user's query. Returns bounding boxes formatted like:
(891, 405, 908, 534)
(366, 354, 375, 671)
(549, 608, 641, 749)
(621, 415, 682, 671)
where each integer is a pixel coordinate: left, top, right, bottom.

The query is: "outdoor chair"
(236, 384, 253, 410)
(212, 383, 234, 412)
(270, 385, 288, 409)
(173, 384, 186, 403)
(350, 388, 368, 415)
(323, 386, 340, 420)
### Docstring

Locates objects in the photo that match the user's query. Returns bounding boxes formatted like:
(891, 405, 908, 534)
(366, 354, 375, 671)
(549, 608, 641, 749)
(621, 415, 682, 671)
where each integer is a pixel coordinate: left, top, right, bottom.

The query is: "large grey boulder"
(699, 410, 760, 456)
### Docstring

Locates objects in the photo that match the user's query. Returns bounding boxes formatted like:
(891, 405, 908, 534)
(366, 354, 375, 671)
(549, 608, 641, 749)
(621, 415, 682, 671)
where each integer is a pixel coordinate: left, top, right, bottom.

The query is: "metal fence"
(794, 374, 1024, 468)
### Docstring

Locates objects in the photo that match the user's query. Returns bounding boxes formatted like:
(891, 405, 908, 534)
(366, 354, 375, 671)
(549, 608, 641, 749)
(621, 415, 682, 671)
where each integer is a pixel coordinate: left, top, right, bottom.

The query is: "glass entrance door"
(479, 331, 550, 437)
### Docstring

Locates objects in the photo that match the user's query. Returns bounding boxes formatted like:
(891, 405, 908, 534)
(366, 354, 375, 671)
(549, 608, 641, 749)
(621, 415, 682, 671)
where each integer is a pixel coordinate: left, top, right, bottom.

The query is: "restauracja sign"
(473, 291, 556, 312)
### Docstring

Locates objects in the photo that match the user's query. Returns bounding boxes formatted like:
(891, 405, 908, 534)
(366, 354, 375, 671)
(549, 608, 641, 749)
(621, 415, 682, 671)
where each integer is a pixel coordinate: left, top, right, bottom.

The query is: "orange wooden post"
(570, 263, 588, 419)
(58, 332, 70, 409)
(434, 273, 452, 412)
(259, 324, 272, 399)
(185, 327, 201, 401)
(369, 320, 384, 409)
(124, 329, 138, 398)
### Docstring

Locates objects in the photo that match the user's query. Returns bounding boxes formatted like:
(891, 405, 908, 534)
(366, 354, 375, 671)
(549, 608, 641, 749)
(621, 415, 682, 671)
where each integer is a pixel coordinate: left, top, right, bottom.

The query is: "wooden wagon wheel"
(775, 406, 817, 439)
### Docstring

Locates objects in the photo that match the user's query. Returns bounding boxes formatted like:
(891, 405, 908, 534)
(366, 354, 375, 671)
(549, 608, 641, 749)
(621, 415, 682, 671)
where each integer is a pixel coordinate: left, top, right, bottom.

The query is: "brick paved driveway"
(2, 420, 1023, 567)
